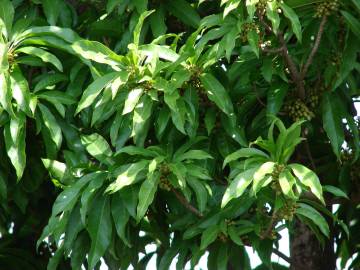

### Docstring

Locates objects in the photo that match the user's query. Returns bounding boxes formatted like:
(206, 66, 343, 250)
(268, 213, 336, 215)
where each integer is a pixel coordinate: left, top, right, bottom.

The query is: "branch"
(277, 33, 305, 99)
(253, 83, 266, 107)
(301, 16, 327, 79)
(257, 11, 305, 99)
(261, 211, 278, 239)
(273, 249, 292, 264)
(171, 188, 203, 218)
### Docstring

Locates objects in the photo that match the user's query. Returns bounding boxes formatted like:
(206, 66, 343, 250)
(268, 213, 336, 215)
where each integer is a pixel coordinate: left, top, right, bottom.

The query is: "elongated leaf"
(136, 171, 160, 221)
(81, 133, 113, 164)
(16, 46, 63, 71)
(106, 160, 149, 193)
(188, 178, 208, 213)
(80, 174, 106, 224)
(252, 162, 275, 195)
(111, 192, 131, 246)
(280, 3, 302, 42)
(34, 73, 68, 92)
(42, 0, 61, 25)
(289, 163, 324, 204)
(87, 195, 113, 270)
(42, 159, 66, 180)
(133, 10, 154, 46)
(200, 73, 234, 115)
(296, 203, 329, 237)
(174, 150, 213, 162)
(10, 66, 32, 115)
(166, 0, 200, 28)
(76, 72, 119, 114)
(200, 225, 219, 250)
(122, 88, 144, 115)
(115, 145, 158, 157)
(323, 185, 349, 199)
(341, 11, 360, 39)
(0, 0, 14, 38)
(223, 148, 269, 168)
(321, 92, 344, 159)
(39, 104, 62, 149)
(4, 119, 26, 180)
(221, 168, 257, 207)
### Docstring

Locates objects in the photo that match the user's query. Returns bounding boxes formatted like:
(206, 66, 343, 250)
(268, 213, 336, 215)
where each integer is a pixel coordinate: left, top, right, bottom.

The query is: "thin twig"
(273, 249, 292, 264)
(261, 211, 278, 239)
(261, 46, 284, 54)
(304, 137, 316, 170)
(301, 16, 327, 79)
(171, 188, 203, 218)
(277, 33, 305, 99)
(258, 11, 305, 99)
(253, 83, 266, 107)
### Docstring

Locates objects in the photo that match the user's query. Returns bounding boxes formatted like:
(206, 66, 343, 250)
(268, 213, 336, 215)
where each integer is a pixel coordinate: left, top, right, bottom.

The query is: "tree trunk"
(290, 219, 336, 270)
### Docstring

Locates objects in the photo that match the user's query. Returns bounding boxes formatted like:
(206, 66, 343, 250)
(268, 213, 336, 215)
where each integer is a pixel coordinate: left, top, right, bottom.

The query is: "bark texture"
(290, 219, 336, 270)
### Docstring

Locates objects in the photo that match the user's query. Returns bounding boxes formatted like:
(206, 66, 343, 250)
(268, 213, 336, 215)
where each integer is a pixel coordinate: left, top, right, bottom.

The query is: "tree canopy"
(0, 0, 360, 269)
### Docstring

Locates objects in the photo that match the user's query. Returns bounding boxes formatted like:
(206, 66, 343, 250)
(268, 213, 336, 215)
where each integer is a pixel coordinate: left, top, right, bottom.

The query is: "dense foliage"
(1, 0, 360, 269)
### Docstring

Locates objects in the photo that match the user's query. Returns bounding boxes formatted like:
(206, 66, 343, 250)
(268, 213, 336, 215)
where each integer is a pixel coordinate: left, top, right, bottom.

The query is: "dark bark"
(290, 219, 336, 270)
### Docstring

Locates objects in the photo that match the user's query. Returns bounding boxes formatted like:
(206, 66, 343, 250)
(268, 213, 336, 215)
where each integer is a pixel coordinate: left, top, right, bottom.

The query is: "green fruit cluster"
(278, 202, 298, 221)
(256, 0, 268, 12)
(159, 165, 172, 191)
(284, 99, 315, 122)
(314, 0, 339, 18)
(240, 22, 259, 43)
(271, 164, 285, 180)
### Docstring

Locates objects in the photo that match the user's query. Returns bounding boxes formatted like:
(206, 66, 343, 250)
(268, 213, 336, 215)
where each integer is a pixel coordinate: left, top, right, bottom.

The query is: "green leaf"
(228, 226, 244, 246)
(18, 26, 81, 44)
(39, 104, 62, 150)
(296, 203, 329, 237)
(323, 185, 349, 199)
(174, 150, 213, 162)
(42, 159, 66, 180)
(64, 205, 84, 256)
(267, 83, 287, 116)
(278, 169, 297, 199)
(266, 1, 280, 33)
(0, 73, 13, 115)
(0, 41, 9, 72)
(204, 107, 216, 135)
(41, 0, 61, 25)
(115, 145, 158, 157)
(136, 171, 160, 221)
(76, 72, 119, 114)
(38, 91, 76, 105)
(47, 245, 64, 270)
(200, 225, 219, 250)
(0, 0, 14, 38)
(252, 161, 275, 195)
(200, 73, 234, 115)
(166, 0, 201, 28)
(106, 160, 149, 193)
(16, 46, 63, 71)
(133, 10, 155, 46)
(341, 10, 360, 39)
(111, 193, 131, 246)
(0, 172, 7, 201)
(139, 44, 179, 62)
(223, 148, 269, 168)
(10, 65, 32, 116)
(87, 195, 113, 270)
(80, 174, 106, 224)
(188, 178, 208, 213)
(221, 168, 257, 207)
(122, 88, 144, 115)
(280, 2, 302, 42)
(4, 119, 26, 180)
(81, 133, 113, 164)
(34, 73, 68, 92)
(289, 163, 324, 204)
(321, 92, 345, 159)
(132, 94, 153, 145)
(247, 29, 259, 58)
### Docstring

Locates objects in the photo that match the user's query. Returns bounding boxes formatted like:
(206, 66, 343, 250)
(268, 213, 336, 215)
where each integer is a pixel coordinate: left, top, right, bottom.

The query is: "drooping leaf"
(136, 171, 160, 221)
(87, 195, 113, 270)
